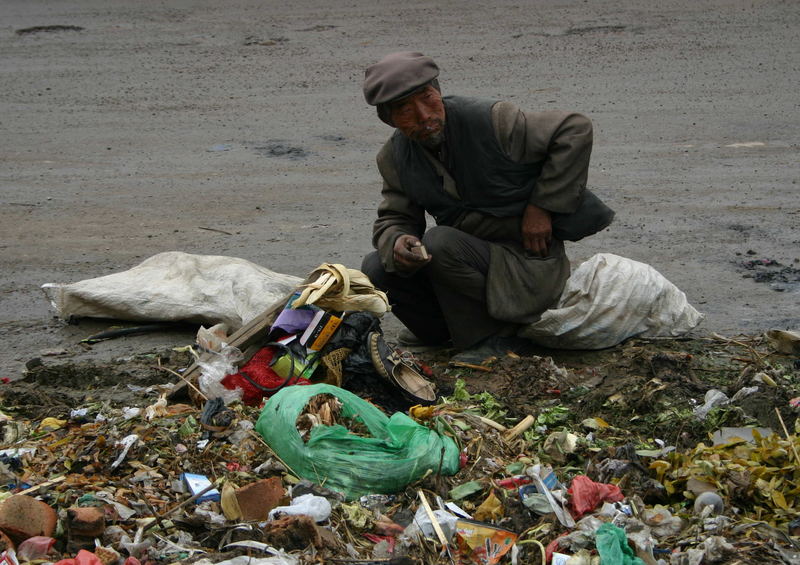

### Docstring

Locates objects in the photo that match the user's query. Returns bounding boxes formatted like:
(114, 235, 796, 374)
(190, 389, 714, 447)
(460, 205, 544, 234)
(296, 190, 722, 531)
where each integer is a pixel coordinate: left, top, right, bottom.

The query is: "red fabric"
(52, 549, 103, 565)
(221, 346, 311, 406)
(545, 534, 569, 563)
(567, 475, 624, 518)
(363, 533, 396, 553)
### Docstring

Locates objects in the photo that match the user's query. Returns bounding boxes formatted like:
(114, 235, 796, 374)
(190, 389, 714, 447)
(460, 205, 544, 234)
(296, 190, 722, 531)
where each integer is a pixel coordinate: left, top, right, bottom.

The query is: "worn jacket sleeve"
(492, 101, 592, 214)
(372, 139, 427, 272)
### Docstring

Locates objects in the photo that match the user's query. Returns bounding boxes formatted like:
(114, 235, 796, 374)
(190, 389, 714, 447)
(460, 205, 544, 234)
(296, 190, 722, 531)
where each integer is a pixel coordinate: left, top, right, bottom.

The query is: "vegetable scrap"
(0, 333, 798, 564)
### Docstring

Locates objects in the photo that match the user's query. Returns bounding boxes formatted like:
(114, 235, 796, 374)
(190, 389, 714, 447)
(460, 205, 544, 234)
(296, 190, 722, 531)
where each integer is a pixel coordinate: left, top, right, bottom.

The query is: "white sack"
(42, 251, 302, 330)
(519, 253, 704, 350)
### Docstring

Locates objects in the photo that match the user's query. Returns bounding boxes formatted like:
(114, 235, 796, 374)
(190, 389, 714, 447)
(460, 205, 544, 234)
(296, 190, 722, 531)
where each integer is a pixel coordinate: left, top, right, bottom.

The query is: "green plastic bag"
(595, 523, 645, 565)
(255, 384, 460, 500)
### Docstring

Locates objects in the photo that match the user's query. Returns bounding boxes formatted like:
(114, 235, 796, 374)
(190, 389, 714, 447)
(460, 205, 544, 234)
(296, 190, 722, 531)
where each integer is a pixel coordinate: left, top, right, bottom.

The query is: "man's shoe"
(451, 336, 533, 365)
(368, 332, 437, 405)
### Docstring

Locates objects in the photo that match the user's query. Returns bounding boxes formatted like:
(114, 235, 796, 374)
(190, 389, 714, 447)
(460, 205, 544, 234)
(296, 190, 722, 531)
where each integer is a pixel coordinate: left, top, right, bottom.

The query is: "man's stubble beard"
(415, 121, 445, 149)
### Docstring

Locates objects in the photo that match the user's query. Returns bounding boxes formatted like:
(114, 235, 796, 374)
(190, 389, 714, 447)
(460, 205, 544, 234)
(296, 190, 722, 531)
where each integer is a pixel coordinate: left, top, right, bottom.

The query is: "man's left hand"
(521, 204, 552, 256)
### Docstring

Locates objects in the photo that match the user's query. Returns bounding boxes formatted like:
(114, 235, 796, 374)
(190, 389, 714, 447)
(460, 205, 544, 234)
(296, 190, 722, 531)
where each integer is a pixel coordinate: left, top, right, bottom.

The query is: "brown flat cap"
(363, 52, 439, 106)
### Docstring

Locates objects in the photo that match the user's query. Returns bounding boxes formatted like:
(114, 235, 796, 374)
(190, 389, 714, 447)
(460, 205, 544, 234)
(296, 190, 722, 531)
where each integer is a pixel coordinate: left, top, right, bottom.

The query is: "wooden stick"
(417, 490, 448, 547)
(18, 475, 65, 495)
(477, 415, 507, 432)
(153, 365, 207, 402)
(449, 361, 492, 372)
(774, 407, 800, 466)
(504, 415, 535, 440)
(143, 482, 218, 531)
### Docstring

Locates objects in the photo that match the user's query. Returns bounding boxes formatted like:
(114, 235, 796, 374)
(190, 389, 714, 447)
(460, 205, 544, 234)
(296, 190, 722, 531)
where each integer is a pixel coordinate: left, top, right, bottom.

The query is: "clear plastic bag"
(197, 346, 244, 405)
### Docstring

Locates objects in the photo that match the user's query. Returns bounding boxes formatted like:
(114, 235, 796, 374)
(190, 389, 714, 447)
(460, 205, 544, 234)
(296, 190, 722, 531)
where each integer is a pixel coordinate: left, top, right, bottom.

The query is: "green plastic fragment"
(178, 415, 197, 438)
(595, 522, 645, 565)
(449, 480, 484, 500)
(505, 461, 525, 475)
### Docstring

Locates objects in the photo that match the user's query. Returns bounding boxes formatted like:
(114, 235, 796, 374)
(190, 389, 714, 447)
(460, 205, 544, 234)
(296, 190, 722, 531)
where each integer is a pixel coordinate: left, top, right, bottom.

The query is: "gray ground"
(1, 0, 798, 377)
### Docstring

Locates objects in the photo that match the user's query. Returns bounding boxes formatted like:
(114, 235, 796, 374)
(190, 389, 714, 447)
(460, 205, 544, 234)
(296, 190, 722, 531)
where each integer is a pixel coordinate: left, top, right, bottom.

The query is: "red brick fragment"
(234, 477, 288, 521)
(0, 529, 14, 552)
(0, 494, 57, 545)
(66, 506, 106, 537)
(262, 514, 329, 550)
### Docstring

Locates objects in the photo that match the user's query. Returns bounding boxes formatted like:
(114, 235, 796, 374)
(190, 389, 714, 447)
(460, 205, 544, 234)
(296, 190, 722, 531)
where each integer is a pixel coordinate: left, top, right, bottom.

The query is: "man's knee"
(421, 225, 461, 255)
(422, 226, 490, 273)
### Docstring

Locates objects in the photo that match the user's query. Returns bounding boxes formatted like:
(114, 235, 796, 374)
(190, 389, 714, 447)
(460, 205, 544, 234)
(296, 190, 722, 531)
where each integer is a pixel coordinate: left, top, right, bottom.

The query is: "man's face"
(388, 85, 445, 148)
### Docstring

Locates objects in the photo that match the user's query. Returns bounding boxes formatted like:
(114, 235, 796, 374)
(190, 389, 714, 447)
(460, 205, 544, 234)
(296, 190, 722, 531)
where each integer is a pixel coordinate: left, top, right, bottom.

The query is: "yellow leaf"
(594, 417, 610, 428)
(772, 490, 790, 510)
(755, 479, 771, 498)
(410, 405, 435, 420)
(39, 417, 66, 431)
(474, 491, 504, 522)
(649, 460, 671, 482)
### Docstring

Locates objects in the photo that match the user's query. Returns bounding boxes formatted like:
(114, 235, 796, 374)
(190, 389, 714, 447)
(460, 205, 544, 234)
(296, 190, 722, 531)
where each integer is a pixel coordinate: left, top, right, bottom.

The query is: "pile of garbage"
(1, 331, 799, 564)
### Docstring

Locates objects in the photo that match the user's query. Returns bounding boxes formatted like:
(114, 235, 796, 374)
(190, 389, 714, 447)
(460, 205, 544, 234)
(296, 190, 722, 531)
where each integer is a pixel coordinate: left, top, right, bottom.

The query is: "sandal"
(368, 332, 437, 405)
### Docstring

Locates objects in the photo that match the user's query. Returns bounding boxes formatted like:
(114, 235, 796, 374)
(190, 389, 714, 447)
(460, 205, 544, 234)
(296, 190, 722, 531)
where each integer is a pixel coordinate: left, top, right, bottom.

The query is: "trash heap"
(1, 332, 799, 564)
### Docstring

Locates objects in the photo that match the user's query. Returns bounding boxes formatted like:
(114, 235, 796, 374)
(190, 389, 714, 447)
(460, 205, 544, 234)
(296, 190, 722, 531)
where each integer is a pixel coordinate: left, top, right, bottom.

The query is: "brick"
(234, 477, 288, 521)
(0, 495, 57, 545)
(66, 506, 106, 537)
(262, 514, 322, 550)
(0, 529, 14, 552)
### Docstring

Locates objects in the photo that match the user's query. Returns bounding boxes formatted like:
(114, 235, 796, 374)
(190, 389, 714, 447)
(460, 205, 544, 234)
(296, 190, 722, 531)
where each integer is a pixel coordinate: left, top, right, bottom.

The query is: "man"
(360, 52, 612, 361)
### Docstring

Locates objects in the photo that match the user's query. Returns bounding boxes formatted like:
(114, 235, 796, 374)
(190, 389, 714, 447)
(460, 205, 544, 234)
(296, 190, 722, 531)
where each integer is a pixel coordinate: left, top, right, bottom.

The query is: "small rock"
(25, 357, 43, 371)
(694, 491, 724, 516)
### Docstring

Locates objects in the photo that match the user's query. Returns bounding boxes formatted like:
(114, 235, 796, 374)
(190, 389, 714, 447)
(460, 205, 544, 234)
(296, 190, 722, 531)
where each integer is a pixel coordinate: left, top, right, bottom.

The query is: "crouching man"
(360, 52, 611, 361)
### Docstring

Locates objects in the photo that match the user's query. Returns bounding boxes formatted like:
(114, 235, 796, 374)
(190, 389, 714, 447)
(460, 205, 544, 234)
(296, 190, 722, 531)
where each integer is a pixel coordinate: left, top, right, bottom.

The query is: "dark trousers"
(361, 226, 512, 349)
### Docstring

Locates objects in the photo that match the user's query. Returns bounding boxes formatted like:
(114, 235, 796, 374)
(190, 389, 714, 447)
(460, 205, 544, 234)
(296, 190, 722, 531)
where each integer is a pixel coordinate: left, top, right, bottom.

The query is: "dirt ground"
(1, 0, 799, 377)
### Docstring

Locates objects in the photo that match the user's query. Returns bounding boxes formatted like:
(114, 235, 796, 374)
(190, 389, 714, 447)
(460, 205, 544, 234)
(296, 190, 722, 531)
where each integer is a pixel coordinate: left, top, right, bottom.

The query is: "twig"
(144, 483, 218, 531)
(247, 429, 300, 479)
(152, 365, 207, 402)
(198, 226, 233, 235)
(710, 333, 764, 364)
(467, 438, 484, 474)
(774, 407, 800, 466)
(449, 361, 493, 372)
(143, 498, 169, 533)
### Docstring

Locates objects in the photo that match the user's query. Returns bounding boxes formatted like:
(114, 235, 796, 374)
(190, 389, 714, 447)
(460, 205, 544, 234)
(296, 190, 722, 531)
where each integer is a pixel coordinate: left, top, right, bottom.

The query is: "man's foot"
(450, 336, 533, 364)
(398, 328, 424, 346)
(397, 328, 450, 349)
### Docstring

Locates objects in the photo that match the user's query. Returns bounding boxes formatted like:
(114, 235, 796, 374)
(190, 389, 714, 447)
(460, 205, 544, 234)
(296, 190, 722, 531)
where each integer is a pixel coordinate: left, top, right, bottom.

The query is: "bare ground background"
(1, 0, 798, 377)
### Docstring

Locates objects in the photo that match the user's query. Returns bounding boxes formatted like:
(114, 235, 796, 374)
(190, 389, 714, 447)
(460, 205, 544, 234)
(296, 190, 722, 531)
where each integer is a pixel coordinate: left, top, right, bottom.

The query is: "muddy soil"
(1, 0, 799, 377)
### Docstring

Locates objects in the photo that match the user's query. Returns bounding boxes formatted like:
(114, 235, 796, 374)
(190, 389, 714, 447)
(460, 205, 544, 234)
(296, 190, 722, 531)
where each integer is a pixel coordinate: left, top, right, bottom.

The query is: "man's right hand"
(393, 234, 432, 273)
